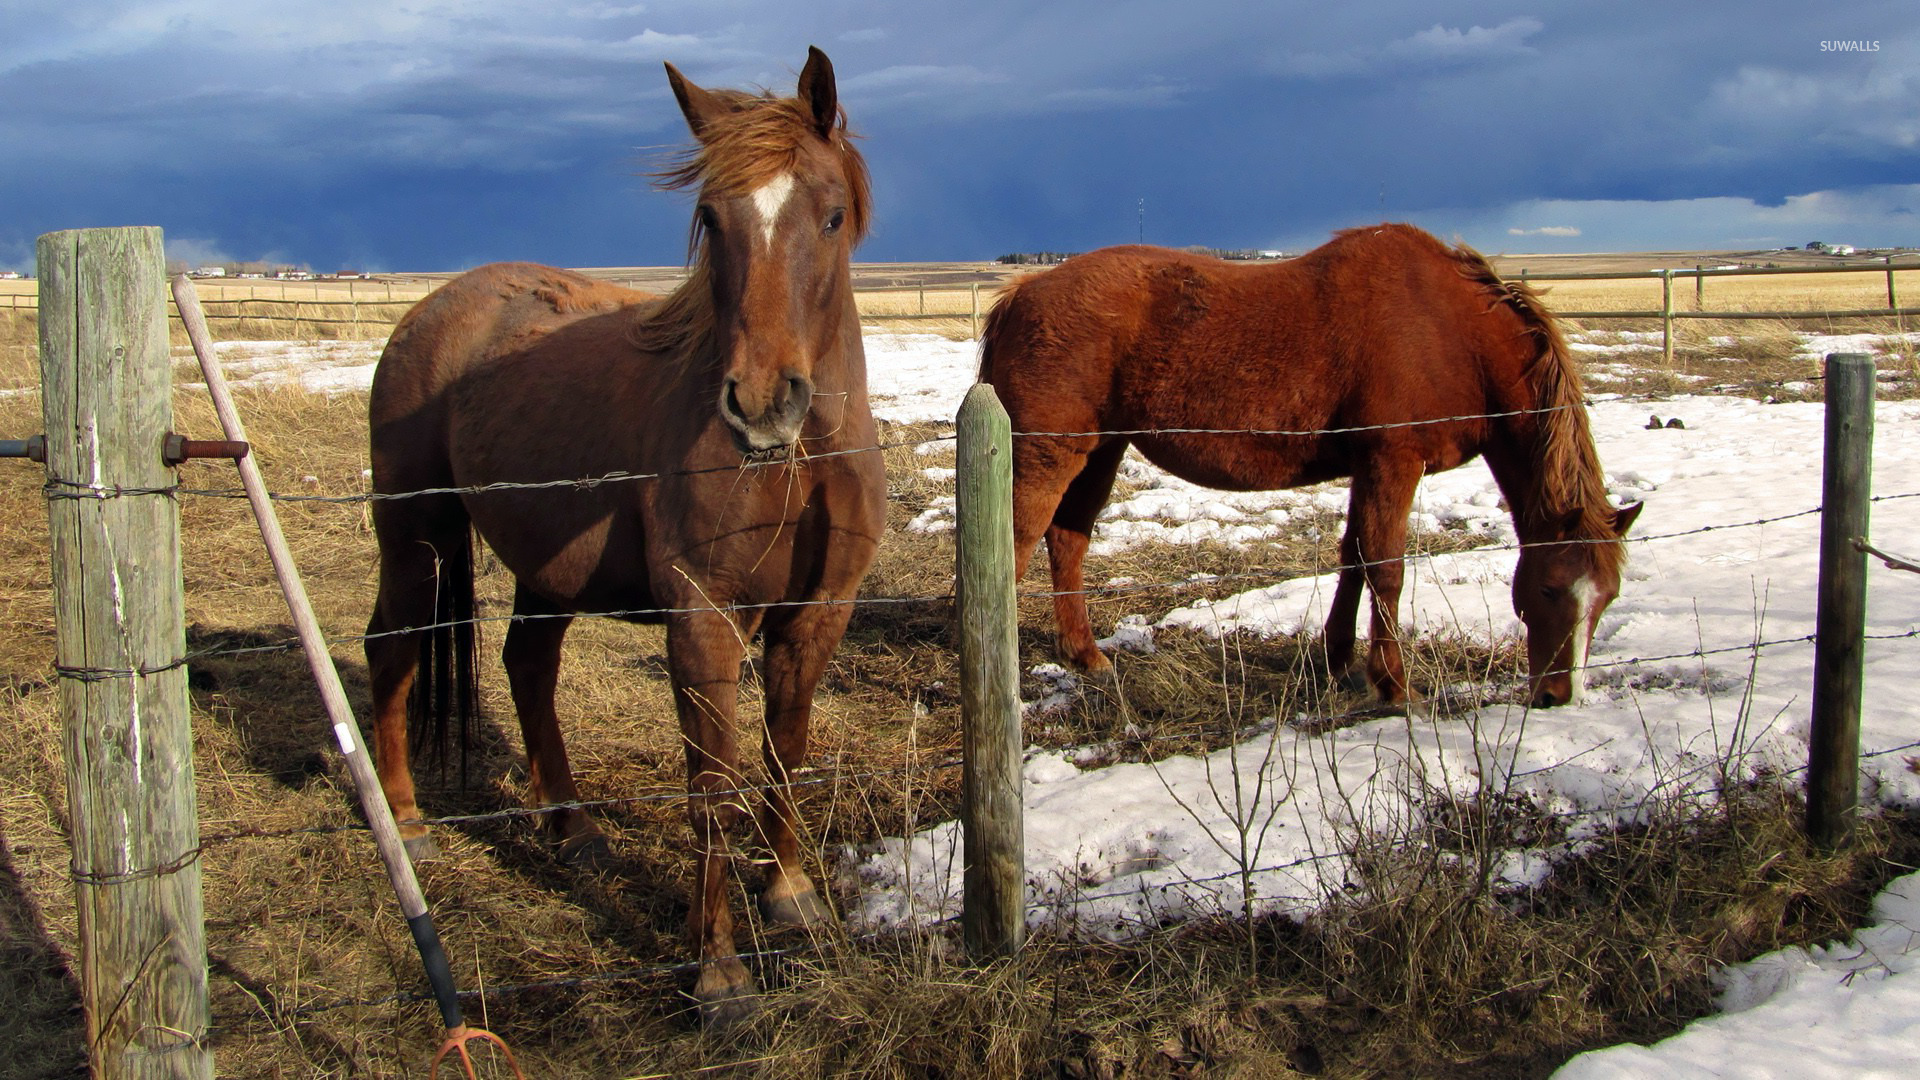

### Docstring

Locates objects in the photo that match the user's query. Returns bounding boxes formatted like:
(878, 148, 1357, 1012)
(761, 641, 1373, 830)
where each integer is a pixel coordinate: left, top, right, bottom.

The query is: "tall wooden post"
(955, 383, 1025, 959)
(1807, 353, 1875, 848)
(1660, 269, 1675, 370)
(1888, 257, 1903, 334)
(39, 227, 212, 1078)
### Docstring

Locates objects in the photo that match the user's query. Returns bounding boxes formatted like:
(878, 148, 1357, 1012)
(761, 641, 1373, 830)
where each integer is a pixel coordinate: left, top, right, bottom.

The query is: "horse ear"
(797, 46, 838, 138)
(1612, 501, 1644, 536)
(1553, 506, 1583, 538)
(665, 61, 725, 139)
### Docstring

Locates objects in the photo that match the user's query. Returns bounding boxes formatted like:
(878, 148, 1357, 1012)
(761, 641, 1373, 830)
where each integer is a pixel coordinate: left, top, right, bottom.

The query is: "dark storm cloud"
(1, 1, 1914, 272)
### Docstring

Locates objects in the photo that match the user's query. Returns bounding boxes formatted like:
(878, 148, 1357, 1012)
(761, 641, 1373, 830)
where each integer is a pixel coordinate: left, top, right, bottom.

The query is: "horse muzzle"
(720, 369, 813, 454)
(1527, 667, 1583, 709)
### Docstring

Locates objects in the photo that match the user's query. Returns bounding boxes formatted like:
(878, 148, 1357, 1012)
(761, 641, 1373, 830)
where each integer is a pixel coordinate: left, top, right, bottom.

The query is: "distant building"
(192, 266, 226, 278)
(0, 269, 21, 280)
(1805, 241, 1857, 256)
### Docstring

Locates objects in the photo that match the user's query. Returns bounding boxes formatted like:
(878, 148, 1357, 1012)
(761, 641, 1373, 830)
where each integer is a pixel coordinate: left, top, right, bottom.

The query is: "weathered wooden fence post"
(1807, 352, 1876, 848)
(1889, 257, 1905, 335)
(39, 226, 212, 1078)
(955, 383, 1025, 959)
(1660, 269, 1675, 370)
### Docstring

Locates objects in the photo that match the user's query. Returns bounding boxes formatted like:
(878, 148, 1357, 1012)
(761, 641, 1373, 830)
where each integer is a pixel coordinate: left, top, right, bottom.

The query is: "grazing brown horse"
(363, 48, 883, 1023)
(979, 225, 1641, 708)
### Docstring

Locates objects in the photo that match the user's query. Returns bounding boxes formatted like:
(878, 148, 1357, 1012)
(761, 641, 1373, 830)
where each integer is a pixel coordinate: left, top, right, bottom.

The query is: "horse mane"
(629, 87, 872, 360)
(1450, 242, 1624, 572)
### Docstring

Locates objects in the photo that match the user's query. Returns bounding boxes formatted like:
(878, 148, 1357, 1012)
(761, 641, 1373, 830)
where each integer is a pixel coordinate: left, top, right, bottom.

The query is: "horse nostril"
(722, 377, 745, 421)
(783, 373, 813, 412)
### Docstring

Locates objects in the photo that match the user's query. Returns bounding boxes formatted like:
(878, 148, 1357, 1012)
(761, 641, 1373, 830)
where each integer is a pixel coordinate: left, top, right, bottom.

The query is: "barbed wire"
(194, 754, 966, 848)
(42, 402, 1597, 507)
(142, 489, 1915, 674)
(202, 711, 1920, 1027)
(175, 622, 1920, 851)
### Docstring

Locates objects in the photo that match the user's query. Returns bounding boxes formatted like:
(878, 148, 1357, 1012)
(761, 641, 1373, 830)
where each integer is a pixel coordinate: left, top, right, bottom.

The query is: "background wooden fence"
(4, 256, 1912, 345)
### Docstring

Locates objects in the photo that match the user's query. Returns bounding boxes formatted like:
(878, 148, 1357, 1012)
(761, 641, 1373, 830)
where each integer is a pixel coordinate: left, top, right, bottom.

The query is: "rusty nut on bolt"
(162, 433, 250, 466)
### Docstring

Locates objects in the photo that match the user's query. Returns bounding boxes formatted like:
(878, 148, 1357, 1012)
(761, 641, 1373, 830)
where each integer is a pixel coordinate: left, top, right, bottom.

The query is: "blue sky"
(2, 2, 1914, 272)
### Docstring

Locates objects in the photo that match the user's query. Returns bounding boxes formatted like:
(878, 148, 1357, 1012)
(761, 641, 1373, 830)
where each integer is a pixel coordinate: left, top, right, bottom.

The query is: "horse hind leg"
(500, 584, 609, 868)
(1324, 520, 1368, 691)
(366, 489, 481, 861)
(366, 585, 438, 860)
(1039, 438, 1129, 673)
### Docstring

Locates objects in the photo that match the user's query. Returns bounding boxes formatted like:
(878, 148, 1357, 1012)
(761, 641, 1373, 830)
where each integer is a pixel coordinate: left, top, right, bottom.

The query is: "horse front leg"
(753, 599, 857, 928)
(501, 585, 608, 867)
(1346, 461, 1423, 705)
(666, 606, 756, 1025)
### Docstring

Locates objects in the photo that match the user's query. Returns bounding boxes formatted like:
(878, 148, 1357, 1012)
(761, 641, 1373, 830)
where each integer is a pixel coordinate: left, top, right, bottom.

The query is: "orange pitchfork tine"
(170, 276, 527, 1074)
(434, 1025, 527, 1078)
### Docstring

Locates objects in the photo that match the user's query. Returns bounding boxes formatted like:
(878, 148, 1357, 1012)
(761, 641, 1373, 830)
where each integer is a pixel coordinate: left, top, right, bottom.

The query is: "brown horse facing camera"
(363, 48, 883, 1023)
(978, 225, 1642, 709)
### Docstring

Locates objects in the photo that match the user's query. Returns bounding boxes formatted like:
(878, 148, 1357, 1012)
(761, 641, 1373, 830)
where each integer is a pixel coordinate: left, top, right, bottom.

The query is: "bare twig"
(1855, 537, 1920, 575)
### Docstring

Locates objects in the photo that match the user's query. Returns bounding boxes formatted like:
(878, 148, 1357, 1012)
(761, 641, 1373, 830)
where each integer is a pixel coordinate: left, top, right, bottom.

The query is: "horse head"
(664, 47, 870, 455)
(1512, 501, 1643, 708)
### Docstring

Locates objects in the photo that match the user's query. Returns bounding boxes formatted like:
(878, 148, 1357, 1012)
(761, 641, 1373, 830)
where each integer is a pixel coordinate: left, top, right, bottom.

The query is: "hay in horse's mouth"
(740, 444, 794, 465)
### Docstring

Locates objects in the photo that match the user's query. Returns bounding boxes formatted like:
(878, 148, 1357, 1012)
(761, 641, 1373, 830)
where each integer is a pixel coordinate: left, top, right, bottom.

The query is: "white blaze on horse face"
(750, 172, 796, 249)
(1565, 574, 1599, 705)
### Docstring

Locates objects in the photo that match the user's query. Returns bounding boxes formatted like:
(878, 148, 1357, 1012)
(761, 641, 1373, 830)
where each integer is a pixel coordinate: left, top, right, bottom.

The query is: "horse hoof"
(402, 833, 441, 863)
(1059, 638, 1121, 672)
(557, 832, 616, 874)
(698, 986, 762, 1029)
(692, 963, 762, 1028)
(760, 886, 834, 928)
(1080, 662, 1120, 690)
(1334, 667, 1370, 694)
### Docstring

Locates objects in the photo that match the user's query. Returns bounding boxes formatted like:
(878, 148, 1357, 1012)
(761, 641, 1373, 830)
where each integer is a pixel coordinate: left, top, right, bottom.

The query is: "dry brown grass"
(2, 297, 1917, 1077)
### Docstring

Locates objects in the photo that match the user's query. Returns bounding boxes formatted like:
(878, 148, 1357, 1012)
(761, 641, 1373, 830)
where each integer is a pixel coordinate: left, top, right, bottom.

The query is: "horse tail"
(1452, 242, 1603, 525)
(407, 528, 480, 784)
(976, 278, 1028, 383)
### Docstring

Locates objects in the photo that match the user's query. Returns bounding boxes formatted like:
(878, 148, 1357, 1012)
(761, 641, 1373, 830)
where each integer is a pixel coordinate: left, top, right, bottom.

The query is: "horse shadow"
(0, 824, 87, 1078)
(183, 623, 701, 963)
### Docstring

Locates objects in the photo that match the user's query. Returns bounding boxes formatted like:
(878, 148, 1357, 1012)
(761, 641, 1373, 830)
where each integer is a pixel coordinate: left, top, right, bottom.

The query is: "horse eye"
(1540, 585, 1564, 601)
(823, 208, 845, 236)
(698, 205, 720, 233)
